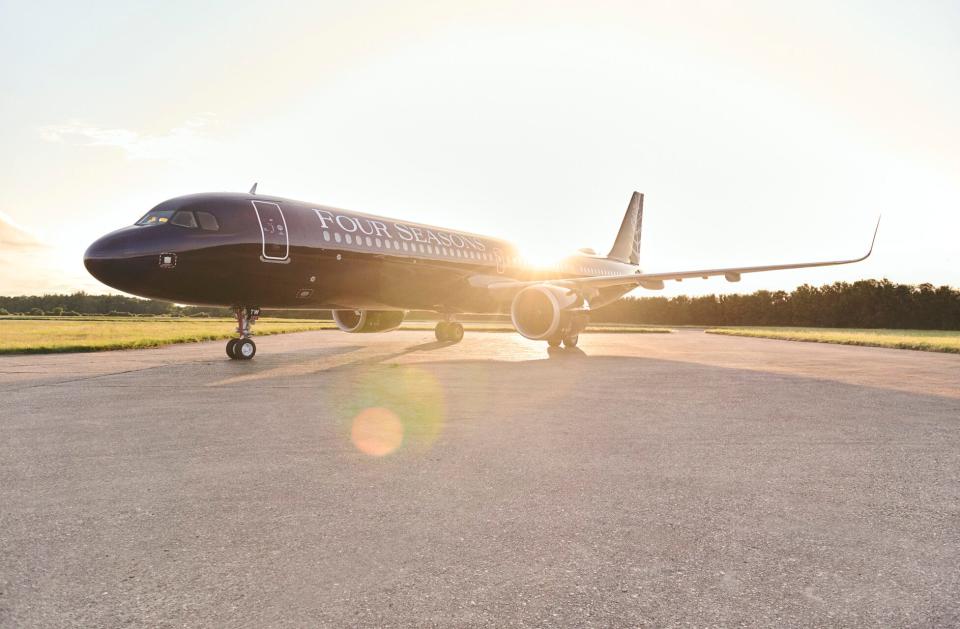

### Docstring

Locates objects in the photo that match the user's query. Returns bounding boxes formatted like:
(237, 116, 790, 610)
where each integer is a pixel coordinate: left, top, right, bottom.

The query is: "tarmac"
(1, 329, 958, 627)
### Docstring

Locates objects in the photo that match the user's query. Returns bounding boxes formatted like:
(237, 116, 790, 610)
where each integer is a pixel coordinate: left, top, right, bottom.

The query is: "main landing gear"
(435, 320, 464, 343)
(227, 306, 260, 360)
(546, 311, 587, 349)
(547, 333, 579, 349)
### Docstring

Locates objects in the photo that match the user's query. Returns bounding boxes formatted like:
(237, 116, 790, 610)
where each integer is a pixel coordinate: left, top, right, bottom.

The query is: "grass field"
(0, 318, 334, 354)
(0, 317, 670, 354)
(706, 326, 960, 354)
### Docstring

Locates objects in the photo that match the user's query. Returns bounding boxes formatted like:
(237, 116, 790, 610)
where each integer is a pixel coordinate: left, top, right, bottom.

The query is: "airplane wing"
(484, 217, 880, 295)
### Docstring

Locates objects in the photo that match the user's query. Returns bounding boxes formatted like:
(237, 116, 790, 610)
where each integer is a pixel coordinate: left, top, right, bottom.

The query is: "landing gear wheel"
(235, 338, 256, 360)
(447, 322, 464, 343)
(435, 321, 451, 342)
(547, 337, 562, 348)
(229, 306, 260, 358)
(562, 334, 579, 348)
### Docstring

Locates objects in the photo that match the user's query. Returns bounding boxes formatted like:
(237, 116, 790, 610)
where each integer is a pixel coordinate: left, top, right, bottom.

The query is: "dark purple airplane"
(84, 187, 878, 359)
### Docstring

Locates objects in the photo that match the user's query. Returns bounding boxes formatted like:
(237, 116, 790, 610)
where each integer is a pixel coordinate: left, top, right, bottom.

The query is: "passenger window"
(196, 211, 219, 231)
(171, 211, 198, 228)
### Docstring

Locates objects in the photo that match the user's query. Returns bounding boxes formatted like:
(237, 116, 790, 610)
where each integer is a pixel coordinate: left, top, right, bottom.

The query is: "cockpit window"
(136, 208, 220, 231)
(171, 211, 198, 228)
(196, 211, 219, 231)
(136, 209, 174, 226)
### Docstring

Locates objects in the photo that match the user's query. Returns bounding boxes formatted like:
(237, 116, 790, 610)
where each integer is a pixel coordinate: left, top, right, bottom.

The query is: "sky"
(1, 0, 958, 297)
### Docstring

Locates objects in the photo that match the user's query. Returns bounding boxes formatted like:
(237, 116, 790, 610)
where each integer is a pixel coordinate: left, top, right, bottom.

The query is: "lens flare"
(351, 407, 404, 456)
(339, 366, 446, 456)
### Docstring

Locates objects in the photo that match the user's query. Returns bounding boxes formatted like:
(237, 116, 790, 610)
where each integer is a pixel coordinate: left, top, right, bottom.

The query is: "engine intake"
(332, 309, 405, 333)
(510, 284, 584, 340)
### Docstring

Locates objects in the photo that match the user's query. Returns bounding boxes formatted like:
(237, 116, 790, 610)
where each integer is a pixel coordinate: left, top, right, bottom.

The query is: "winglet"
(249, 182, 258, 195)
(863, 215, 881, 261)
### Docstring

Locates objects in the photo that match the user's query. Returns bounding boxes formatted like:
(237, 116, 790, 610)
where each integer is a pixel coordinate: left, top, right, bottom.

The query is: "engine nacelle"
(510, 284, 584, 340)
(332, 309, 405, 333)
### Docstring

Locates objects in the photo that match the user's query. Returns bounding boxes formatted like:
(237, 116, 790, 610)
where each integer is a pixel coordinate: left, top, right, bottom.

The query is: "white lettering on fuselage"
(312, 208, 487, 252)
(335, 214, 358, 232)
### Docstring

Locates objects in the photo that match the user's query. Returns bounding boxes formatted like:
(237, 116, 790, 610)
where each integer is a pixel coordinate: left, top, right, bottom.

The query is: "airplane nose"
(83, 232, 129, 287)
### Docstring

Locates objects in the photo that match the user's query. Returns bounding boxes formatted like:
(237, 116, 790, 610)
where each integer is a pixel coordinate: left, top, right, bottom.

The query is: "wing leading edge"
(486, 217, 880, 295)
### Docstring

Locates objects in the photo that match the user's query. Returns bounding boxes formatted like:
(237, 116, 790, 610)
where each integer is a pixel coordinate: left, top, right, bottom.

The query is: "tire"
(435, 322, 450, 342)
(226, 338, 238, 359)
(448, 322, 464, 343)
(235, 338, 256, 360)
(562, 334, 579, 348)
(547, 337, 562, 348)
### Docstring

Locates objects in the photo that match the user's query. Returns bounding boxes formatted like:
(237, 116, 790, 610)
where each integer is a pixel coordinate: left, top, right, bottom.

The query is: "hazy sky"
(1, 0, 957, 297)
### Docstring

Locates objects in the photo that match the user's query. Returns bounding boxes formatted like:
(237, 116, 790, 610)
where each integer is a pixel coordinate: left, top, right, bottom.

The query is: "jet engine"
(332, 309, 405, 333)
(510, 285, 587, 341)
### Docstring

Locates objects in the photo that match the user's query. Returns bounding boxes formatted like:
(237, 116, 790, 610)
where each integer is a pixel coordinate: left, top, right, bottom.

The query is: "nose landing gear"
(227, 306, 260, 360)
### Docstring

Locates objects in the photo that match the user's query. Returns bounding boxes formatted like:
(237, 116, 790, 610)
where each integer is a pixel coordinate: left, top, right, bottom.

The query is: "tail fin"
(607, 191, 644, 265)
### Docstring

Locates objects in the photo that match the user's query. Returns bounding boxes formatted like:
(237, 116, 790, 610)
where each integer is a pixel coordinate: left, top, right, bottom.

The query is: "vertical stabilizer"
(606, 191, 643, 265)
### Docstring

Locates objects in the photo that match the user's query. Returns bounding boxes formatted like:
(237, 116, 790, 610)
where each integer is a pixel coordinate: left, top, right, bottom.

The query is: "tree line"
(591, 279, 960, 329)
(0, 293, 244, 318)
(1, 279, 958, 329)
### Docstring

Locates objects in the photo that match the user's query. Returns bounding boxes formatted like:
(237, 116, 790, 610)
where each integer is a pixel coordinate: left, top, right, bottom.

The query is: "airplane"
(84, 187, 879, 360)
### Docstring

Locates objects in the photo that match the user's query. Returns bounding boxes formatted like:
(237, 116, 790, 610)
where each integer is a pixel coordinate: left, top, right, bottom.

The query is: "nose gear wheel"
(227, 306, 260, 360)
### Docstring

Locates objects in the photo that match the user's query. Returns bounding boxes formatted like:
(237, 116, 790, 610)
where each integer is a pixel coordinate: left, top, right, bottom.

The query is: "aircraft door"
(493, 248, 505, 274)
(252, 201, 289, 262)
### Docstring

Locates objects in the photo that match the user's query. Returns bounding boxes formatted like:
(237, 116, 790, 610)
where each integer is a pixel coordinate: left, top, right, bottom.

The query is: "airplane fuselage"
(84, 192, 637, 313)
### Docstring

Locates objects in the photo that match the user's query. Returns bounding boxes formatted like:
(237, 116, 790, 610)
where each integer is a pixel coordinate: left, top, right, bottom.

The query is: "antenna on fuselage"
(249, 182, 258, 195)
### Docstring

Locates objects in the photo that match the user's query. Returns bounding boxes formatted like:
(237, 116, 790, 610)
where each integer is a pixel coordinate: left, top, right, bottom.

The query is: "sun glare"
(517, 243, 572, 271)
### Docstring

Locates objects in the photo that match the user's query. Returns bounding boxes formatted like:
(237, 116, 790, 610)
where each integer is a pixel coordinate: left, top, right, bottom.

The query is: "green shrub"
(29, 308, 44, 316)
